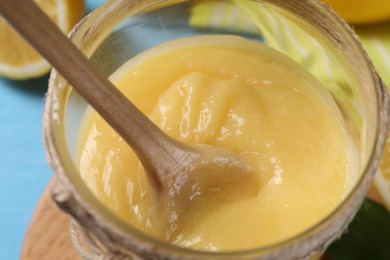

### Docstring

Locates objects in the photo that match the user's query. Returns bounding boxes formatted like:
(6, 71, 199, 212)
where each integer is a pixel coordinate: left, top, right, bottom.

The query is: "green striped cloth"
(357, 24, 390, 87)
(189, 0, 390, 90)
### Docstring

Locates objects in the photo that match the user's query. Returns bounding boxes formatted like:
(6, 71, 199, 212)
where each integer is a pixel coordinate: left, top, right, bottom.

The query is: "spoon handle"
(0, 0, 185, 181)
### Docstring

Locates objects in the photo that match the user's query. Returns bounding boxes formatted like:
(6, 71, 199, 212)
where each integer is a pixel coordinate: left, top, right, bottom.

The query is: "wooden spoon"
(0, 0, 260, 232)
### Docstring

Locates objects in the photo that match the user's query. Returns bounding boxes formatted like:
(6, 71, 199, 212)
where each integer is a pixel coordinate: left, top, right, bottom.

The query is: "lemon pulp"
(0, 0, 85, 80)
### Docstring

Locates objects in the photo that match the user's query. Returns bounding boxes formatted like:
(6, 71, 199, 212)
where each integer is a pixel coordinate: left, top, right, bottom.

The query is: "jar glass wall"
(44, 0, 389, 259)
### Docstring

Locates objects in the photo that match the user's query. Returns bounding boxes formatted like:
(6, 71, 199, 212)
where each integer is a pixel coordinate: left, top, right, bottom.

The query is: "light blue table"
(0, 1, 104, 259)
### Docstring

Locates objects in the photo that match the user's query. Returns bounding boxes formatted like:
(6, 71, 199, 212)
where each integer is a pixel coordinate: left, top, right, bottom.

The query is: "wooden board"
(21, 179, 82, 260)
(21, 178, 384, 260)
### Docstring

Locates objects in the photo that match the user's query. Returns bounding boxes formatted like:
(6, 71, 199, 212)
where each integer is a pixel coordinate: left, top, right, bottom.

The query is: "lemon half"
(0, 0, 86, 80)
(324, 0, 390, 25)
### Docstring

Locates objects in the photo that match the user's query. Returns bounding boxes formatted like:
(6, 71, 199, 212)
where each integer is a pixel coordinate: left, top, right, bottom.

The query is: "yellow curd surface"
(77, 35, 357, 251)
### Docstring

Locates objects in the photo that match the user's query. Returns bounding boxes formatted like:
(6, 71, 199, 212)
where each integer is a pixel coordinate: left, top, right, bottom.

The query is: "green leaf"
(326, 199, 390, 260)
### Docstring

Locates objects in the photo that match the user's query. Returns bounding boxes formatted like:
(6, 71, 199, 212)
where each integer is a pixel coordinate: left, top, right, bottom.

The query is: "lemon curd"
(77, 35, 357, 251)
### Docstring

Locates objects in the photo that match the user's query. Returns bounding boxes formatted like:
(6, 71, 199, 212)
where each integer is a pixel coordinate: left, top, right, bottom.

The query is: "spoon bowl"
(150, 143, 261, 239)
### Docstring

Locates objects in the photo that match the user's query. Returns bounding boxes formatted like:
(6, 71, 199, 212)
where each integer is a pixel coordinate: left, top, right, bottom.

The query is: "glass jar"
(44, 0, 389, 259)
